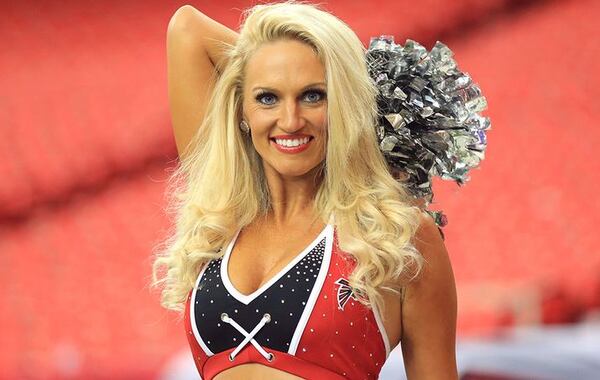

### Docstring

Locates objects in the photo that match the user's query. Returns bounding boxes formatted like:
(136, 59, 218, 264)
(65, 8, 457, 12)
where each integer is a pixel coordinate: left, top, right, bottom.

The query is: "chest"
(191, 225, 331, 356)
(227, 224, 329, 296)
(185, 225, 393, 379)
(221, 224, 403, 347)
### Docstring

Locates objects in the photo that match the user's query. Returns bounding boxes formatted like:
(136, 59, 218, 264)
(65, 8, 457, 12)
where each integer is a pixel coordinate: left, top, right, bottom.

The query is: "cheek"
(318, 114, 328, 141)
(309, 107, 328, 132)
(249, 113, 275, 135)
(313, 114, 328, 154)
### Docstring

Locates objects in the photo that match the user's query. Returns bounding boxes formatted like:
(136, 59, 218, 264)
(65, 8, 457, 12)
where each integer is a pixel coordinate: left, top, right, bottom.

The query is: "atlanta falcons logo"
(335, 278, 358, 311)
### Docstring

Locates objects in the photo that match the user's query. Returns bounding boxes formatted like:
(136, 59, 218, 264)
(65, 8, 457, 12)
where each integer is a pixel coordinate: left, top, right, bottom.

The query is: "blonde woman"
(153, 1, 458, 379)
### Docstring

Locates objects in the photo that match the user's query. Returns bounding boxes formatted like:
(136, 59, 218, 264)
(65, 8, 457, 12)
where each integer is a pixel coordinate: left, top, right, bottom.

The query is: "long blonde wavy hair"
(151, 0, 425, 317)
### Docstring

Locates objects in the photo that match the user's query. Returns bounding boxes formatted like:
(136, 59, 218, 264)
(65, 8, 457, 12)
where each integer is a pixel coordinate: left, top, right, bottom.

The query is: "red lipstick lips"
(270, 135, 313, 154)
(270, 134, 313, 139)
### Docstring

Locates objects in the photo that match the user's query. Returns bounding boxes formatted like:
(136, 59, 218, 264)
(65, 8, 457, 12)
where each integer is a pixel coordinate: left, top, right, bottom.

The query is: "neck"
(262, 162, 324, 227)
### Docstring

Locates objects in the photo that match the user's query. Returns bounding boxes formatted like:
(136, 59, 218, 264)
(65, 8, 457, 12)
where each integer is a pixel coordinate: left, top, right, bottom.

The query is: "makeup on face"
(242, 39, 328, 176)
(269, 135, 314, 154)
(254, 86, 325, 155)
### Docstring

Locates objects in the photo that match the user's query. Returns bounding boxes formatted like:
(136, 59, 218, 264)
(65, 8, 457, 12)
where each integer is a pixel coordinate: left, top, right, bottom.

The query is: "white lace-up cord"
(221, 312, 273, 361)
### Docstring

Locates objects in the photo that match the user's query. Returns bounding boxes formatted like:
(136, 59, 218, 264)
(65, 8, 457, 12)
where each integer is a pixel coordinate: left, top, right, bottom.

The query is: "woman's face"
(242, 38, 328, 179)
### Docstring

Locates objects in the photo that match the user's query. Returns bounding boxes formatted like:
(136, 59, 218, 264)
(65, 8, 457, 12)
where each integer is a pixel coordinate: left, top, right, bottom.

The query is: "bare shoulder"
(400, 211, 458, 379)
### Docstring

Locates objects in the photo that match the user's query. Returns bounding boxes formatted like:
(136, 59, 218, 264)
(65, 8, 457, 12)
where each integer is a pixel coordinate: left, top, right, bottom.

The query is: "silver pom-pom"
(367, 35, 491, 227)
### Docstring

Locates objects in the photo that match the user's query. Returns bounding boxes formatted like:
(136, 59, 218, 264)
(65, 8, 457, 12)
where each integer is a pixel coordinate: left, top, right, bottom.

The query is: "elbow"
(168, 5, 206, 34)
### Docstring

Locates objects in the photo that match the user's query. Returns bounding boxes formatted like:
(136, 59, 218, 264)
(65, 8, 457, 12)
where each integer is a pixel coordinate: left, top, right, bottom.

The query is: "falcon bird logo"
(335, 278, 358, 311)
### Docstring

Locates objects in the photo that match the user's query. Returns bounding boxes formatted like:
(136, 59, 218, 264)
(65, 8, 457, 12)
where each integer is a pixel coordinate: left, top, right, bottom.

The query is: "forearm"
(168, 5, 239, 71)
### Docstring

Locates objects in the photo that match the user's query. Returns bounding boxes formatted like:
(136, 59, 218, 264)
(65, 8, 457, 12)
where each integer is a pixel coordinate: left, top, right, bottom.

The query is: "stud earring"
(239, 120, 250, 134)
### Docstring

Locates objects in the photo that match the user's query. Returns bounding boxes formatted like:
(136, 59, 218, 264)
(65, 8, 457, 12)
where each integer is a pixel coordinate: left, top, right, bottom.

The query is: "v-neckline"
(221, 223, 333, 305)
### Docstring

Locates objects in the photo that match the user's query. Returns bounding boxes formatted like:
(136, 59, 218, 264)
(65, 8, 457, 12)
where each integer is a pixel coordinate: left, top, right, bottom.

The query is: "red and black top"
(184, 220, 391, 379)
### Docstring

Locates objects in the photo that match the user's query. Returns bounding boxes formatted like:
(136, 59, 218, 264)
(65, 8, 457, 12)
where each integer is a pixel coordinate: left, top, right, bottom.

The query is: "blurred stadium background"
(1, 0, 598, 379)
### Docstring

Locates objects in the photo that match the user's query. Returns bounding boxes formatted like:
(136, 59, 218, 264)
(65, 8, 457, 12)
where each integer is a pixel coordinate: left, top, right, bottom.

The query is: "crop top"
(184, 219, 391, 379)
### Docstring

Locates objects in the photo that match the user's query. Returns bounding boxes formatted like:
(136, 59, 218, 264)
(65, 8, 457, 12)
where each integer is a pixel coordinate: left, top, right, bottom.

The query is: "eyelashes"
(255, 89, 327, 106)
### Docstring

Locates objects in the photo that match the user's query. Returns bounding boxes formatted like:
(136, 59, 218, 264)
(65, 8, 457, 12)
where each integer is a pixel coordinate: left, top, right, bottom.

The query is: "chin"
(265, 161, 320, 178)
(274, 166, 314, 177)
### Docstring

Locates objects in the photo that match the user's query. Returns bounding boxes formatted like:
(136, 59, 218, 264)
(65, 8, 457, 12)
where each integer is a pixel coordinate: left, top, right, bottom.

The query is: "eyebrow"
(252, 82, 326, 93)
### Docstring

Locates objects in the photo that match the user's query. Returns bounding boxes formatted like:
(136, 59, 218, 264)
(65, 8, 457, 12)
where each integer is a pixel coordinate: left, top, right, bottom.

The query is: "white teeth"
(274, 137, 310, 147)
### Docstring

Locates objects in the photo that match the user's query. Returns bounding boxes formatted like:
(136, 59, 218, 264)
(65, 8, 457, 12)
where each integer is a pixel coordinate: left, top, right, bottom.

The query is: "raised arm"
(166, 5, 239, 161)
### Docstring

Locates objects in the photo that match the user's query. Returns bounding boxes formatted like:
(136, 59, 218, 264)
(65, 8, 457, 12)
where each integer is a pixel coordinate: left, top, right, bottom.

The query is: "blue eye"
(255, 89, 327, 106)
(304, 90, 326, 103)
(256, 92, 277, 105)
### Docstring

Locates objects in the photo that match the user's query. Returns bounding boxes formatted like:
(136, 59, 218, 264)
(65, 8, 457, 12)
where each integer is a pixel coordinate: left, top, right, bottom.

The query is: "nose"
(277, 99, 306, 132)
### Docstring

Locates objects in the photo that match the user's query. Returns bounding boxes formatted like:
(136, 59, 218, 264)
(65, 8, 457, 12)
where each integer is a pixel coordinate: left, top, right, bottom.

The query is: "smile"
(270, 136, 313, 154)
